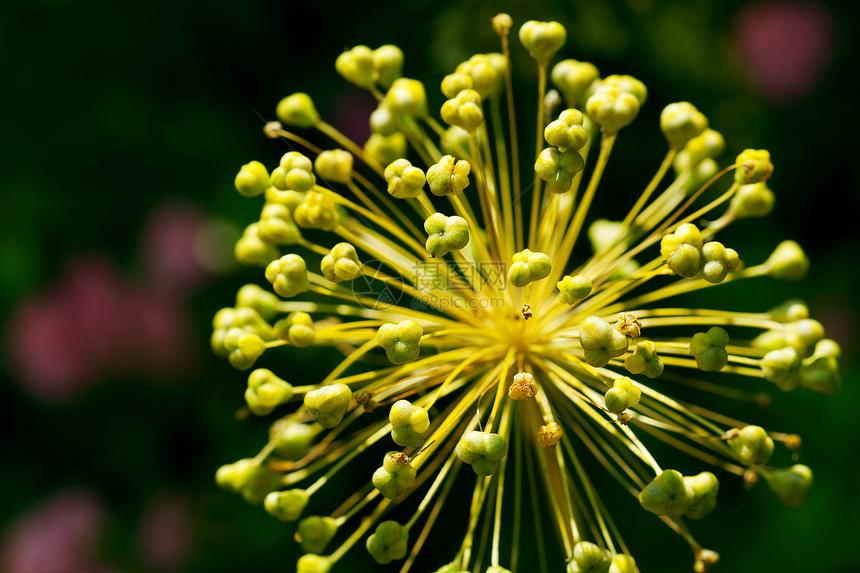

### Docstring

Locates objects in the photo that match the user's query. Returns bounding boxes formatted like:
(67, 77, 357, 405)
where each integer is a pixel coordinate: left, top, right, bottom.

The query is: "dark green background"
(2, 0, 858, 571)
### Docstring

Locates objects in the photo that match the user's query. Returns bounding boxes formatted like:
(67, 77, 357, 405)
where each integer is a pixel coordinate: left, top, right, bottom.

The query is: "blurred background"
(1, 0, 858, 571)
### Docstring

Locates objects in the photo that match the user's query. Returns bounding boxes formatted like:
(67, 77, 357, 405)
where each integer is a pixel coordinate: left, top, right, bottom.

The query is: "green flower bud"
(366, 520, 409, 564)
(661, 223, 705, 278)
(276, 93, 320, 128)
(765, 240, 809, 280)
(314, 149, 353, 184)
(735, 149, 774, 184)
(264, 489, 309, 522)
(304, 383, 352, 428)
(234, 160, 271, 197)
(389, 399, 430, 448)
(660, 102, 708, 148)
(812, 338, 841, 360)
(534, 147, 584, 194)
(798, 344, 841, 395)
(598, 75, 648, 105)
(689, 327, 729, 371)
(557, 275, 592, 305)
(701, 241, 739, 284)
(215, 457, 256, 492)
(335, 45, 376, 88)
(728, 425, 774, 466)
(768, 299, 809, 323)
(684, 128, 725, 165)
(365, 133, 407, 167)
(300, 191, 349, 231)
(224, 328, 266, 370)
(385, 78, 428, 117)
(567, 540, 612, 573)
(258, 202, 301, 245)
(274, 311, 315, 348)
(424, 213, 470, 258)
(667, 243, 701, 278)
(440, 125, 471, 156)
(485, 53, 507, 79)
(441, 89, 484, 132)
(297, 515, 339, 554)
(270, 419, 318, 461)
(433, 564, 467, 573)
(588, 219, 626, 253)
(551, 59, 600, 108)
(427, 155, 471, 196)
(487, 567, 512, 573)
(272, 152, 315, 192)
(609, 555, 636, 573)
(578, 316, 629, 368)
(441, 72, 473, 99)
(245, 368, 293, 416)
(544, 108, 588, 151)
(684, 471, 719, 519)
(215, 458, 281, 504)
(265, 187, 305, 210)
(385, 158, 426, 199)
(236, 283, 280, 321)
(765, 464, 813, 508)
(661, 223, 703, 255)
(372, 44, 404, 89)
(235, 223, 280, 267)
(604, 376, 641, 413)
(297, 554, 331, 573)
(518, 20, 567, 64)
(456, 430, 508, 476)
(370, 101, 402, 136)
(638, 469, 693, 516)
(321, 242, 362, 283)
(455, 54, 504, 99)
(208, 326, 228, 354)
(372, 451, 417, 498)
(678, 156, 719, 195)
(782, 318, 825, 358)
(508, 249, 552, 287)
(265, 254, 309, 298)
(610, 259, 641, 280)
(752, 318, 824, 358)
(731, 182, 775, 218)
(377, 319, 423, 364)
(213, 306, 273, 342)
(624, 340, 664, 378)
(761, 346, 801, 391)
(586, 87, 640, 134)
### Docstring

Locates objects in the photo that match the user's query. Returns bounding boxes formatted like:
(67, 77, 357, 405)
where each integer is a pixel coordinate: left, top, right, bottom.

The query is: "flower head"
(213, 14, 840, 572)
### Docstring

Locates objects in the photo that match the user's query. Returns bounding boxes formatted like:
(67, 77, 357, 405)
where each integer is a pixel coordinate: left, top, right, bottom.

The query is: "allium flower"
(213, 14, 841, 573)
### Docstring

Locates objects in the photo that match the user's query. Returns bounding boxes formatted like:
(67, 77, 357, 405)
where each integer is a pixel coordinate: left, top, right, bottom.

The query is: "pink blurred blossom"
(7, 257, 127, 402)
(1, 488, 117, 573)
(138, 200, 210, 295)
(733, 1, 836, 105)
(134, 493, 192, 571)
(5, 200, 215, 402)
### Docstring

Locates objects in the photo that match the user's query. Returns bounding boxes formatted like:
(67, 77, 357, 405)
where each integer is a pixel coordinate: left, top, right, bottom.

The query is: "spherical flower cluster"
(212, 14, 839, 573)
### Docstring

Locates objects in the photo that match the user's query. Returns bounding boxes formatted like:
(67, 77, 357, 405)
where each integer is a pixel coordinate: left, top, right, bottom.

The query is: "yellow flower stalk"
(212, 14, 840, 573)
